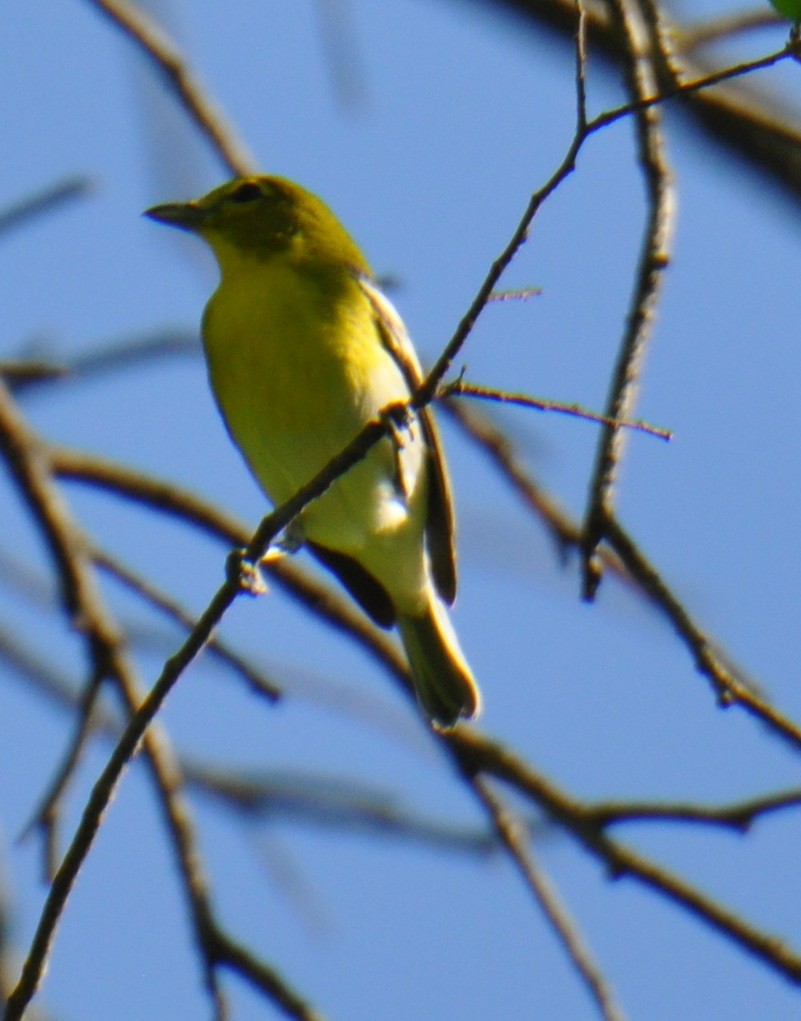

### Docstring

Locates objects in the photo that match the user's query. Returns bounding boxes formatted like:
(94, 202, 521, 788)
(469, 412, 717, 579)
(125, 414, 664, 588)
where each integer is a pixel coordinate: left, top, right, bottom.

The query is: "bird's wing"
(357, 275, 457, 604)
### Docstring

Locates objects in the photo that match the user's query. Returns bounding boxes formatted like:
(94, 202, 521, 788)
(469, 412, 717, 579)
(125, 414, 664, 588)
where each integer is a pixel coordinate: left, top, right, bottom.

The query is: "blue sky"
(3, 1, 801, 1019)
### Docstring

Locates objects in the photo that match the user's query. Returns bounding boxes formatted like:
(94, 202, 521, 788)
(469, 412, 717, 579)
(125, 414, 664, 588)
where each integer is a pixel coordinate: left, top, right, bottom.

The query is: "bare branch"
(450, 729, 801, 985)
(85, 0, 256, 176)
(484, 0, 801, 205)
(472, 777, 626, 1021)
(445, 379, 672, 439)
(0, 381, 313, 1021)
(92, 545, 281, 702)
(0, 177, 91, 237)
(49, 443, 411, 690)
(581, 0, 676, 595)
(602, 518, 801, 751)
(673, 9, 782, 49)
(590, 788, 801, 831)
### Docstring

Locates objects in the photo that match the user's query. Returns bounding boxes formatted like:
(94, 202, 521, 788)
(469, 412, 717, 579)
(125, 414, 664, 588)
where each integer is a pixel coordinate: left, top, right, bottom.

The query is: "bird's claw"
(226, 549, 269, 596)
(257, 523, 304, 569)
(380, 401, 413, 445)
(381, 402, 415, 500)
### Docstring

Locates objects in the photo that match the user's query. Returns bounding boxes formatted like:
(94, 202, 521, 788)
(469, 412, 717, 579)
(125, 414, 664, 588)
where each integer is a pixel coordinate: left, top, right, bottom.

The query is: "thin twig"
(19, 672, 105, 882)
(587, 43, 793, 135)
(574, 0, 589, 133)
(490, 0, 801, 205)
(446, 380, 672, 440)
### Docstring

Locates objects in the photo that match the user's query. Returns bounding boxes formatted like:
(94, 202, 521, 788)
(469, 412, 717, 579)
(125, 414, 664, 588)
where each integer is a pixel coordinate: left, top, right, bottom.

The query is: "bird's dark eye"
(228, 182, 263, 204)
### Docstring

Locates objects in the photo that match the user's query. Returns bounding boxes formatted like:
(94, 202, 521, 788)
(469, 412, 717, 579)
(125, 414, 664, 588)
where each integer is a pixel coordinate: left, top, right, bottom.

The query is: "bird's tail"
(398, 595, 481, 727)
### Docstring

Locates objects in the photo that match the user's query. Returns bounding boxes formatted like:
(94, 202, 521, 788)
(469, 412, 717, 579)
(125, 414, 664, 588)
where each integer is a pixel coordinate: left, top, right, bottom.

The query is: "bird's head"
(145, 176, 371, 275)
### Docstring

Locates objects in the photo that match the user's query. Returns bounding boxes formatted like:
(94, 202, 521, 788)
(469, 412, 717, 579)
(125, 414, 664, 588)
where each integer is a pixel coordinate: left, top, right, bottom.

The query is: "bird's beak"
(143, 201, 207, 232)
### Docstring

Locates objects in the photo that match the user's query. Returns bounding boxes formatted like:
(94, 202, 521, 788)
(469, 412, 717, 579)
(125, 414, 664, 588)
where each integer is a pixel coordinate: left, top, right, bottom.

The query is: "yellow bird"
(146, 176, 480, 726)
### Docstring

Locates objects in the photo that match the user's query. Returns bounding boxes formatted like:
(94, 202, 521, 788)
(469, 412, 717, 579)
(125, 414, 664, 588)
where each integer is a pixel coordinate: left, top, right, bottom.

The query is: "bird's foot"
(226, 549, 269, 596)
(380, 401, 413, 445)
(380, 402, 414, 500)
(259, 523, 304, 566)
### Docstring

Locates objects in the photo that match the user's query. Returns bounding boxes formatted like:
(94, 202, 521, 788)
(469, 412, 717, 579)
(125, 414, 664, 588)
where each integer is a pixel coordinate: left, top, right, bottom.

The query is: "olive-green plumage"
(145, 176, 481, 726)
(770, 0, 801, 21)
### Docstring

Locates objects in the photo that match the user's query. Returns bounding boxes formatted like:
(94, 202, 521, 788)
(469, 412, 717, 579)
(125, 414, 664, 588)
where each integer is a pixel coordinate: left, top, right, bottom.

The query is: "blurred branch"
(1, 330, 197, 399)
(450, 728, 801, 984)
(0, 616, 496, 856)
(51, 442, 248, 541)
(20, 672, 105, 882)
(312, 0, 368, 109)
(191, 764, 501, 853)
(0, 381, 311, 1021)
(0, 388, 122, 683)
(0, 625, 89, 718)
(3, 381, 449, 1020)
(0, 178, 91, 238)
(678, 8, 782, 48)
(473, 776, 625, 1021)
(85, 0, 256, 177)
(7, 330, 198, 396)
(0, 362, 67, 387)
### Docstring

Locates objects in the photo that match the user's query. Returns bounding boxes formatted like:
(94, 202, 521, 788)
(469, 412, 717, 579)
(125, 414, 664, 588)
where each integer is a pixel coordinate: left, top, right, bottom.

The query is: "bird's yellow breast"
(201, 253, 419, 549)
